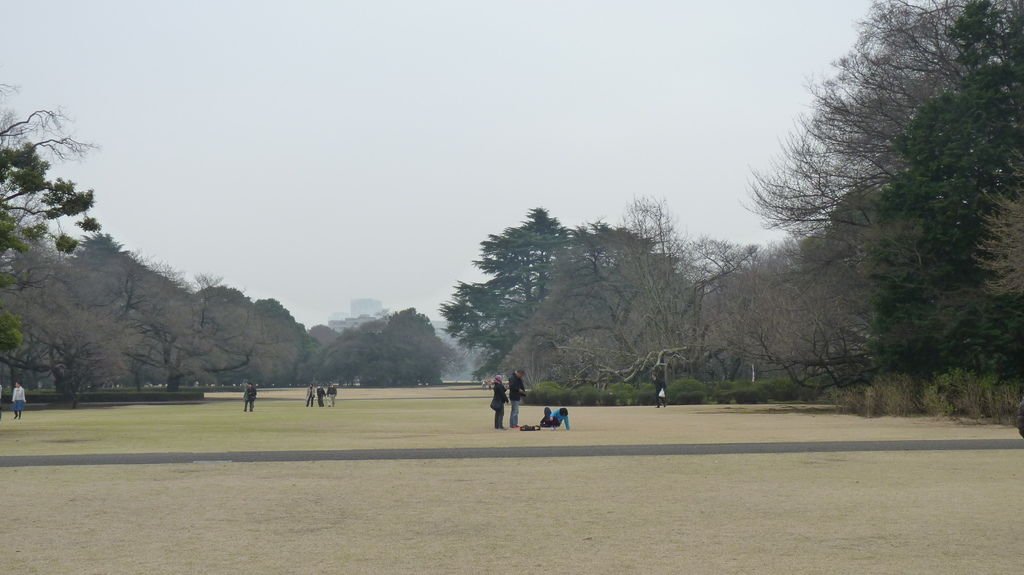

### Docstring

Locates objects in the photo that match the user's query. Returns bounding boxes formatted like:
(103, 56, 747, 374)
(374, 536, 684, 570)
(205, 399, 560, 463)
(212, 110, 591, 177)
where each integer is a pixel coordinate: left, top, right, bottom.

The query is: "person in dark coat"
(327, 384, 338, 407)
(490, 375, 509, 430)
(316, 384, 326, 407)
(653, 364, 668, 408)
(508, 369, 527, 428)
(306, 384, 316, 407)
(243, 382, 257, 412)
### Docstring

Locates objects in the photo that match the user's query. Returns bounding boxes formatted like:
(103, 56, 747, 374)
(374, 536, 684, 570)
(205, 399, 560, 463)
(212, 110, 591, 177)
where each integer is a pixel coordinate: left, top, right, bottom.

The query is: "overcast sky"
(3, 0, 873, 327)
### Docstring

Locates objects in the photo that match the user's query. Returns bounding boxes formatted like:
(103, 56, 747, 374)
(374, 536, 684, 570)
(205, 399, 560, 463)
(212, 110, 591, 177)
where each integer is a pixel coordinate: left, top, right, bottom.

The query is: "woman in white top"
(11, 382, 25, 420)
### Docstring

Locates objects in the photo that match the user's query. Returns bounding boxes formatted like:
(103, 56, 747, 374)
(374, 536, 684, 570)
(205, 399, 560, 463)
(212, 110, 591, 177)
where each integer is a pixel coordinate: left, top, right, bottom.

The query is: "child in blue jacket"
(540, 407, 570, 430)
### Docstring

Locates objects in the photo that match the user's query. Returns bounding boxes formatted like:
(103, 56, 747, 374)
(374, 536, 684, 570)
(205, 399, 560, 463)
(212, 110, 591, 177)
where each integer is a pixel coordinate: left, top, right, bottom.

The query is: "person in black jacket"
(508, 369, 527, 428)
(490, 375, 509, 430)
(316, 384, 326, 407)
(653, 364, 667, 408)
(243, 382, 257, 412)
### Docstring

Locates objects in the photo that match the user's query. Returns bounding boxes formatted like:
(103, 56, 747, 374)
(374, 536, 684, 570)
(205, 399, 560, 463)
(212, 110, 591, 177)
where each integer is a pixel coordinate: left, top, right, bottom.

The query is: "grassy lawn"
(2, 386, 1020, 574)
(0, 386, 1015, 456)
(4, 452, 1021, 574)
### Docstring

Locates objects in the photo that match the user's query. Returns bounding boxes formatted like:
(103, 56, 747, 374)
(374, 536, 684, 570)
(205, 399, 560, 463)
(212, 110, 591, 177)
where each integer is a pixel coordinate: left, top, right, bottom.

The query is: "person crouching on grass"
(539, 407, 570, 430)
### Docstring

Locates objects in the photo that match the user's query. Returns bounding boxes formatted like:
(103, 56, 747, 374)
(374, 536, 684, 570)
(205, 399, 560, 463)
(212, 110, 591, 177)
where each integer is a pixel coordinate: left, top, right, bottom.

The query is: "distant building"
(351, 298, 383, 317)
(327, 298, 387, 333)
(328, 315, 379, 333)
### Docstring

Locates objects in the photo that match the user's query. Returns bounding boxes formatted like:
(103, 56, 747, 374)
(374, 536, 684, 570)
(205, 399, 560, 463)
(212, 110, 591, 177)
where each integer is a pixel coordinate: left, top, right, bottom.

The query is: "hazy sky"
(3, 0, 873, 327)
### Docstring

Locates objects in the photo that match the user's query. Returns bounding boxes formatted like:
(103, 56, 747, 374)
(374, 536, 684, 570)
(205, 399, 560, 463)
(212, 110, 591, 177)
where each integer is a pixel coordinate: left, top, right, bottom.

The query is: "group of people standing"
(0, 382, 27, 421)
(242, 383, 341, 412)
(490, 370, 570, 430)
(306, 384, 338, 408)
(490, 370, 527, 429)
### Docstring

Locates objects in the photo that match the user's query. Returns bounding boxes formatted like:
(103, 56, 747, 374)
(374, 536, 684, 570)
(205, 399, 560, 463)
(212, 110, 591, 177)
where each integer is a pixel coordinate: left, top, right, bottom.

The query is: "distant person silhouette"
(11, 382, 26, 420)
(306, 385, 316, 407)
(243, 383, 257, 412)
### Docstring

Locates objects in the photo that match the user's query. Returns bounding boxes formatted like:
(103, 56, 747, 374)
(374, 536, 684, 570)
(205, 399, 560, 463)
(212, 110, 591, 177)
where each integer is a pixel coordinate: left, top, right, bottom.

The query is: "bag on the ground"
(519, 425, 539, 431)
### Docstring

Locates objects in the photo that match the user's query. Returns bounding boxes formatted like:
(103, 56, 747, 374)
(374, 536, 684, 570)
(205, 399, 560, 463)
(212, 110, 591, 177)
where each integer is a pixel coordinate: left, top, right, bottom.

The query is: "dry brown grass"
(4, 451, 1021, 575)
(2, 386, 1015, 457)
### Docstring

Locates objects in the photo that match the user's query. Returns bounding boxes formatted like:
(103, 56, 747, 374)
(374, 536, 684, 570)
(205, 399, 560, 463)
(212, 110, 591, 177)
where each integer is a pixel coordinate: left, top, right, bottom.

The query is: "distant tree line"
(0, 88, 454, 395)
(445, 1, 1024, 408)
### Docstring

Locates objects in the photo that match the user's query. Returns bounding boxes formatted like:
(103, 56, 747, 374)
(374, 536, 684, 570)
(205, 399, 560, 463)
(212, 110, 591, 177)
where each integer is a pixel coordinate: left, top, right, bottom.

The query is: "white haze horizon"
(3, 0, 873, 328)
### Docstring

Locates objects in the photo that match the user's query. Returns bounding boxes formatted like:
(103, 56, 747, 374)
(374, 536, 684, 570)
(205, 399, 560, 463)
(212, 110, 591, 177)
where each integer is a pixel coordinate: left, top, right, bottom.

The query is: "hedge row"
(523, 379, 820, 407)
(0, 390, 205, 403)
(834, 371, 1022, 422)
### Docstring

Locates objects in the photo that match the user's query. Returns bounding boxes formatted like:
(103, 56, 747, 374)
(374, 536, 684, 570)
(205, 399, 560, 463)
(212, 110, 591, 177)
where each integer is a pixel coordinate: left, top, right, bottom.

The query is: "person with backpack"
(490, 375, 509, 430)
(243, 382, 257, 412)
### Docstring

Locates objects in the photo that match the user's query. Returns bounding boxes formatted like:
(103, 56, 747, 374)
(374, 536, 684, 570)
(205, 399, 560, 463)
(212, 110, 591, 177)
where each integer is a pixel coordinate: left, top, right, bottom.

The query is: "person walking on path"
(327, 384, 337, 407)
(316, 384, 326, 407)
(306, 384, 316, 407)
(243, 382, 257, 412)
(508, 369, 527, 428)
(11, 382, 25, 420)
(653, 364, 668, 408)
(490, 375, 509, 430)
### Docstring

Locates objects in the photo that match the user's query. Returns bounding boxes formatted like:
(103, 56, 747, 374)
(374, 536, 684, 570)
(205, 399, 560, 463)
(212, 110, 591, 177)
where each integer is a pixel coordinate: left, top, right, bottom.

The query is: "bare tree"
(981, 193, 1024, 294)
(751, 0, 969, 236)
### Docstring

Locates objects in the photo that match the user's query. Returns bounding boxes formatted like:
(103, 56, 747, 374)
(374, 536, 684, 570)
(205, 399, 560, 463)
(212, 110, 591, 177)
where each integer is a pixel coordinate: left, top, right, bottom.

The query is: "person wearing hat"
(490, 375, 509, 430)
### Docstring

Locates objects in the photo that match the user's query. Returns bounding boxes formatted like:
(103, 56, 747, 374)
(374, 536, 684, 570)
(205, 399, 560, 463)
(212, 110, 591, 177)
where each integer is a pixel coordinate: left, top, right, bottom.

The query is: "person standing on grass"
(316, 384, 326, 407)
(243, 382, 257, 412)
(490, 375, 509, 430)
(653, 364, 668, 408)
(327, 384, 337, 407)
(306, 384, 316, 407)
(508, 369, 527, 428)
(11, 382, 25, 420)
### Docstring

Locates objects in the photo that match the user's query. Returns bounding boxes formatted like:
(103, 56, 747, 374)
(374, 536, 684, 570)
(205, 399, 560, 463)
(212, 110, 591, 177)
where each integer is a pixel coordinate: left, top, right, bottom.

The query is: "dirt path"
(1, 438, 1020, 467)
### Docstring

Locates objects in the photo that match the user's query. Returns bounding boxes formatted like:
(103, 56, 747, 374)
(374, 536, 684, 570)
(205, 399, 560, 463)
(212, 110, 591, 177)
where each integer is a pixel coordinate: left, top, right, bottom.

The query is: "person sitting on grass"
(539, 407, 570, 430)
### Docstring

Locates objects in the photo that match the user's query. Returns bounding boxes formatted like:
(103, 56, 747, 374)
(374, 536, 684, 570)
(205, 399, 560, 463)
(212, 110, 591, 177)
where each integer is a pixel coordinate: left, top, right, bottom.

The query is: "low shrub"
(1, 390, 204, 404)
(762, 379, 801, 402)
(608, 383, 638, 406)
(524, 382, 564, 406)
(833, 370, 1022, 421)
(672, 390, 707, 405)
(576, 386, 601, 406)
